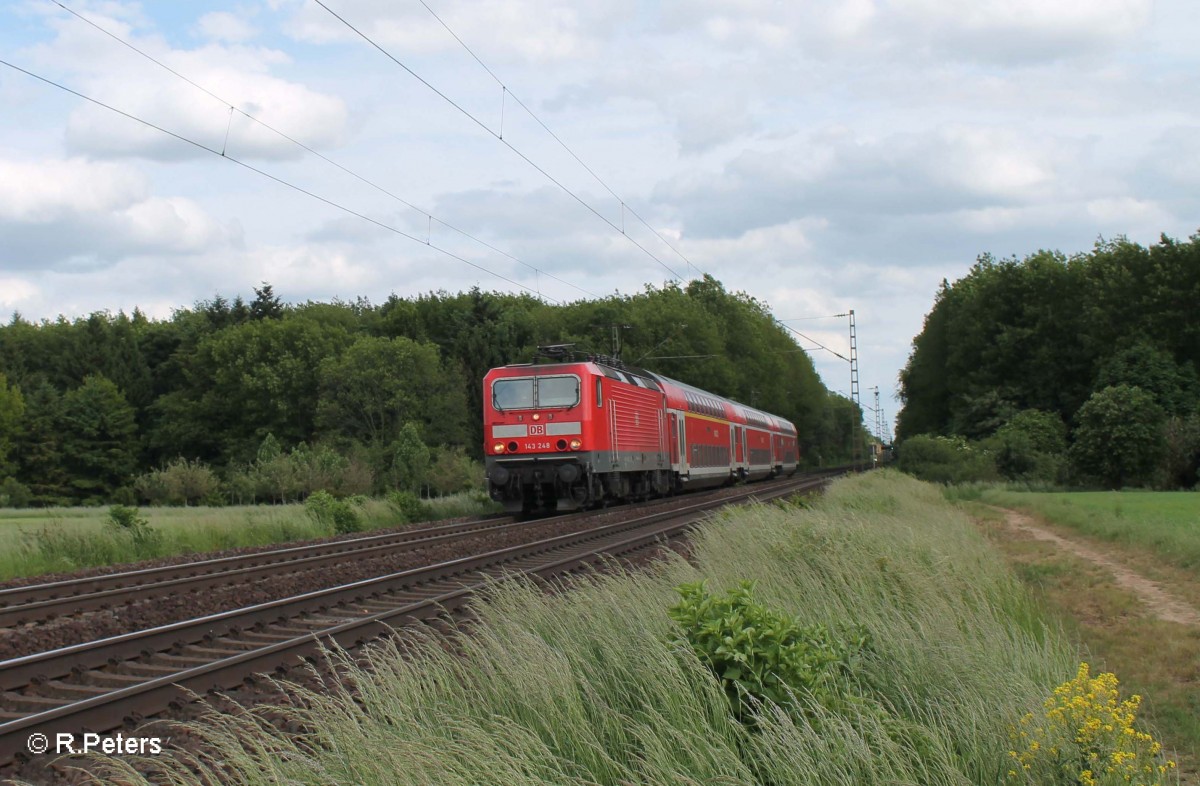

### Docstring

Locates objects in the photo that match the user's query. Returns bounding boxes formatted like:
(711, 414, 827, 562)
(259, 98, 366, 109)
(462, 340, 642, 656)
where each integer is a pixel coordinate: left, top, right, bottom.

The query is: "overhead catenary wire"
(315, 0, 686, 283)
(45, 0, 597, 302)
(778, 313, 850, 321)
(775, 321, 850, 363)
(0, 57, 555, 302)
(413, 0, 705, 281)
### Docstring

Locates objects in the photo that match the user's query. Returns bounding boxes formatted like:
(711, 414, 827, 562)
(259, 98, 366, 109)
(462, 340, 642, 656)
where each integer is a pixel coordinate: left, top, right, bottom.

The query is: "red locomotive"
(483, 348, 799, 513)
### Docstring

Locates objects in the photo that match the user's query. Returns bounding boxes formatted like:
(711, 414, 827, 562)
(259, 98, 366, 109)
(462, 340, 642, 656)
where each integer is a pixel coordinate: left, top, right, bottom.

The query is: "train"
(483, 347, 799, 514)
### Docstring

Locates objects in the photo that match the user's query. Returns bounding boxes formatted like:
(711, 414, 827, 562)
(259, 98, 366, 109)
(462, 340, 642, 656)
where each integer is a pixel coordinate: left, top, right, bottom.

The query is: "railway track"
(0, 473, 835, 766)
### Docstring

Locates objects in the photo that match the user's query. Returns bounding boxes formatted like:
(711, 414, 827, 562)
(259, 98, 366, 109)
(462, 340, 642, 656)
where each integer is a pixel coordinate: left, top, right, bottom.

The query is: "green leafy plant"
(386, 489, 431, 524)
(304, 490, 361, 534)
(669, 580, 869, 720)
(106, 504, 163, 554)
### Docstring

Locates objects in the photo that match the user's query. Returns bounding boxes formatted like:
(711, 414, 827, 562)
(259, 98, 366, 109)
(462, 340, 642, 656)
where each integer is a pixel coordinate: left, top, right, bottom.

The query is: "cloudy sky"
(2, 0, 1198, 436)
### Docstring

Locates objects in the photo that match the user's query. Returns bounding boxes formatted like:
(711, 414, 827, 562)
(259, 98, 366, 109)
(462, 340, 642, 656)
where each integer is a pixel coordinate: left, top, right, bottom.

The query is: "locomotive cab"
(484, 365, 589, 513)
(483, 359, 673, 514)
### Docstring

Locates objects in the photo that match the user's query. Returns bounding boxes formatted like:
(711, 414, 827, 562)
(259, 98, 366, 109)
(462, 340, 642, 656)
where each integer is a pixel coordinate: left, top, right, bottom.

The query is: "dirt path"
(996, 507, 1200, 627)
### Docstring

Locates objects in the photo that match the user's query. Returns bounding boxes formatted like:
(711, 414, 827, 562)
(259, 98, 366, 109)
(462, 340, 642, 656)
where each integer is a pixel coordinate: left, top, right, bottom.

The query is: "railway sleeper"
(83, 672, 155, 685)
(1, 692, 67, 708)
(44, 680, 111, 696)
(236, 630, 301, 642)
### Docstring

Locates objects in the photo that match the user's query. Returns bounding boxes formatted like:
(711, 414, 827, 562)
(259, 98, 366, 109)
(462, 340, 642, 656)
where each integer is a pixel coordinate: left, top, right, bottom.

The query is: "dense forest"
(897, 233, 1200, 489)
(0, 276, 868, 507)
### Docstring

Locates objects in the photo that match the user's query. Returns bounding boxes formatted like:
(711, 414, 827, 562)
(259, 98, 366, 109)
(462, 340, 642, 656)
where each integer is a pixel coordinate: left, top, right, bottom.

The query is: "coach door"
(608, 401, 619, 467)
(675, 412, 688, 472)
(668, 413, 679, 465)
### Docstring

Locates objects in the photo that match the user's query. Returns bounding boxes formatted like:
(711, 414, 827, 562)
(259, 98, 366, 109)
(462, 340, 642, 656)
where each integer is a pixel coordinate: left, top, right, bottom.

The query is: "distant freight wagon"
(483, 349, 798, 513)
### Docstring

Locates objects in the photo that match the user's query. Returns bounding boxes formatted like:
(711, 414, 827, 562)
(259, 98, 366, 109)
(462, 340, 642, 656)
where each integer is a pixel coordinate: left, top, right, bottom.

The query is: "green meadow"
(0, 493, 496, 582)
(976, 489, 1200, 568)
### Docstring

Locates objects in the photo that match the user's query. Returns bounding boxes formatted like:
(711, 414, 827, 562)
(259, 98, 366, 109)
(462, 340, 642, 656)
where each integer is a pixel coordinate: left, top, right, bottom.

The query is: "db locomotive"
(483, 348, 799, 513)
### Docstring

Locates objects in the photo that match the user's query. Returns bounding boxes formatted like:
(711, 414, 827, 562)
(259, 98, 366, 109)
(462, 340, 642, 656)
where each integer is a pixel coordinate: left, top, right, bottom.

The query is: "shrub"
(106, 504, 163, 554)
(386, 489, 431, 524)
(0, 477, 32, 508)
(304, 489, 361, 534)
(990, 409, 1067, 483)
(896, 434, 999, 484)
(134, 457, 220, 505)
(669, 580, 870, 720)
(427, 446, 482, 496)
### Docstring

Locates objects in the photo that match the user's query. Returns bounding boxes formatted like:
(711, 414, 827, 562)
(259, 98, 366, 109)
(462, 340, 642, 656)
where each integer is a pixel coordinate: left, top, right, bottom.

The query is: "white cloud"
(196, 11, 258, 43)
(890, 0, 1152, 62)
(656, 0, 1151, 63)
(28, 3, 348, 161)
(280, 0, 636, 64)
(0, 157, 234, 268)
(653, 124, 1077, 241)
(0, 157, 146, 220)
(0, 277, 38, 309)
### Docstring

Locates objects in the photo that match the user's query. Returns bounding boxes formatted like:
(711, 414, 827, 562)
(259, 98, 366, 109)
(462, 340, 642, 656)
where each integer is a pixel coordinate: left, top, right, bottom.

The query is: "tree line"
(896, 232, 1200, 488)
(0, 278, 870, 507)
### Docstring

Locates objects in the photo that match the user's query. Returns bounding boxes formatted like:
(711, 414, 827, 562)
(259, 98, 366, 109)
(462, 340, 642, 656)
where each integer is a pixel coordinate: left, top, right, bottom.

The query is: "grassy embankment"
(81, 470, 1154, 786)
(0, 493, 498, 582)
(960, 488, 1200, 779)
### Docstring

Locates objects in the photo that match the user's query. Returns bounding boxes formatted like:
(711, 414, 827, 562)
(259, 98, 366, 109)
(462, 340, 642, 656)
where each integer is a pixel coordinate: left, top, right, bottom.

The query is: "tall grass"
(86, 471, 1085, 785)
(0, 492, 500, 581)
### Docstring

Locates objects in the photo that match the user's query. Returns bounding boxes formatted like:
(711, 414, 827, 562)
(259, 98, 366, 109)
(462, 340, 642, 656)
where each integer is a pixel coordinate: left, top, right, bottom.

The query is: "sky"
(2, 0, 1198, 439)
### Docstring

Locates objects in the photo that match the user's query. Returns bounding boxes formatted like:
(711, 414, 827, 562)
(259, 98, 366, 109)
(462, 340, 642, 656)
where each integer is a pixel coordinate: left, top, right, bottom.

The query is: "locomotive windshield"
(537, 376, 580, 407)
(492, 375, 579, 410)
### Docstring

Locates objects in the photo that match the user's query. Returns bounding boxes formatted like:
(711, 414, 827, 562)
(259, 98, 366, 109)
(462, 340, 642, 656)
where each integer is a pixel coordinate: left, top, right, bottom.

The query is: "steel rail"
(0, 474, 830, 765)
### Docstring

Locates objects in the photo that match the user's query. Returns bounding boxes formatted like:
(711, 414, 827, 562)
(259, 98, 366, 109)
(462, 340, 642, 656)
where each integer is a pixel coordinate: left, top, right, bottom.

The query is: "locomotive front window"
(493, 379, 534, 410)
(536, 376, 580, 407)
(492, 375, 579, 410)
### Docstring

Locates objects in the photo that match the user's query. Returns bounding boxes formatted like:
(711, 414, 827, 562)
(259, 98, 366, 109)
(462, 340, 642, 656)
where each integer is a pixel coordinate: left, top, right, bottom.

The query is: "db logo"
(529, 424, 546, 435)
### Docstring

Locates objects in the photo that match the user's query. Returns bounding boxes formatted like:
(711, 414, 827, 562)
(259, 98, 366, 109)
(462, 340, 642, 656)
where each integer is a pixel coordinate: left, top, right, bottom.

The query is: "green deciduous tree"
(1094, 341, 1198, 416)
(1070, 385, 1165, 489)
(316, 335, 466, 448)
(391, 422, 431, 493)
(169, 317, 354, 462)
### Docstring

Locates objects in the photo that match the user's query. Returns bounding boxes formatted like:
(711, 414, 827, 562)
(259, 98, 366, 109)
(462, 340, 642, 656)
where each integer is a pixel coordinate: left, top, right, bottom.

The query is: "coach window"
(595, 378, 603, 407)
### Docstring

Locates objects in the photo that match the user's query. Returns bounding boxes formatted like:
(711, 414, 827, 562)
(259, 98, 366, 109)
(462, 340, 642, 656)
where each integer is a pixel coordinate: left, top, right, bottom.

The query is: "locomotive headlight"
(569, 438, 582, 450)
(532, 413, 541, 421)
(493, 442, 506, 454)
